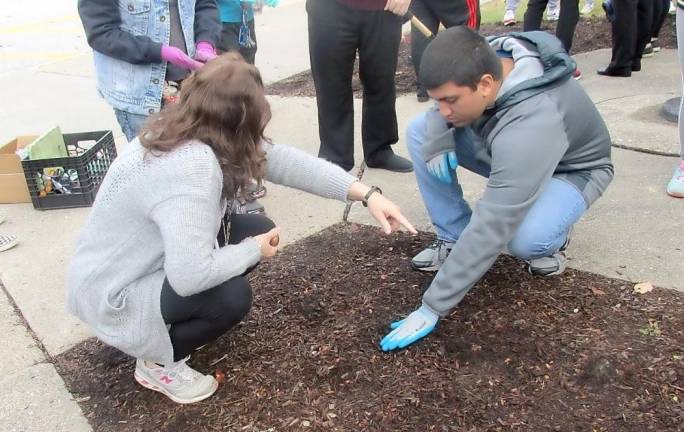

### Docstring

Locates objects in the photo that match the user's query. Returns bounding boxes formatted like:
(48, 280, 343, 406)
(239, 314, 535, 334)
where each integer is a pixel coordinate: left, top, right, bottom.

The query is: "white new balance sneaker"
(134, 357, 218, 404)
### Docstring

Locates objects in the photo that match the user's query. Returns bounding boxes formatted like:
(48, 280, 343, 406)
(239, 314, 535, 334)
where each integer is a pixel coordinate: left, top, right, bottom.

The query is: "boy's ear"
(477, 74, 496, 98)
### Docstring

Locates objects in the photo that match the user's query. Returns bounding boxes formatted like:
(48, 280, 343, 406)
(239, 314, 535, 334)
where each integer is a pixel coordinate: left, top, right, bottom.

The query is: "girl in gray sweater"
(67, 53, 416, 404)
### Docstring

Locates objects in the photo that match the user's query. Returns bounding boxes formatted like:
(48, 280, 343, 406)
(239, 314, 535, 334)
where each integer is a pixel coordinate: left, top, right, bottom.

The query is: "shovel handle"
(405, 11, 434, 39)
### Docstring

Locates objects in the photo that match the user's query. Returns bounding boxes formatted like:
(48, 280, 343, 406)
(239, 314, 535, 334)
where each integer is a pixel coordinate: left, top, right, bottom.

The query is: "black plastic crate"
(21, 130, 117, 210)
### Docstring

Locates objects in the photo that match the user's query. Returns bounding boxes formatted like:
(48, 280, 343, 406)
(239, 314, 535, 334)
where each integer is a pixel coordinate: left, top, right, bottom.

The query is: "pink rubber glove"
(160, 45, 203, 71)
(194, 41, 217, 63)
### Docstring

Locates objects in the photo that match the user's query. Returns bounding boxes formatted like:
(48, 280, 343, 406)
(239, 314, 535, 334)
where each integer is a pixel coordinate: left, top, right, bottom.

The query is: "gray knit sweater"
(67, 139, 356, 364)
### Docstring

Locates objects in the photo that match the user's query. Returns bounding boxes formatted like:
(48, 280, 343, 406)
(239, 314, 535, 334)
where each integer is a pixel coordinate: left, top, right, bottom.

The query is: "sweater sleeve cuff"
(146, 41, 163, 63)
(421, 300, 448, 317)
(239, 237, 262, 268)
(326, 169, 358, 203)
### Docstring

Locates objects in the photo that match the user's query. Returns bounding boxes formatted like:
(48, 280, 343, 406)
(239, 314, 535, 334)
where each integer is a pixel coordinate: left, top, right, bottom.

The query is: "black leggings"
(160, 214, 275, 361)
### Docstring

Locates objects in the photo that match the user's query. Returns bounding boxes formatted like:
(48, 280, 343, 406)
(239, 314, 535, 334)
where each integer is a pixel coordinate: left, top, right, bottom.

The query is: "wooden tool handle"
(405, 11, 434, 39)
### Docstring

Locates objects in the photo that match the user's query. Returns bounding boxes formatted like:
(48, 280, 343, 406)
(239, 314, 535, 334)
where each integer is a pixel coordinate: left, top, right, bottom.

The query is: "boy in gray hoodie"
(380, 27, 614, 351)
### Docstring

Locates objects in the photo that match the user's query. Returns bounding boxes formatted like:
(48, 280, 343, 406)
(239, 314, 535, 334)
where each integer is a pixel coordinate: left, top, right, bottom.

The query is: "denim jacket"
(78, 0, 220, 115)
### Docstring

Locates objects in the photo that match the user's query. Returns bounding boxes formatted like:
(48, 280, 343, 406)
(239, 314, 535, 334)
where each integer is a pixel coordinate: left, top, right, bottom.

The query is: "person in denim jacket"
(78, 0, 222, 141)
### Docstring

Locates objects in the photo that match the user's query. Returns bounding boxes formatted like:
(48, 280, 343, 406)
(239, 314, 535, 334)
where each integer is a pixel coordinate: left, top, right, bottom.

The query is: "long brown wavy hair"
(140, 53, 270, 199)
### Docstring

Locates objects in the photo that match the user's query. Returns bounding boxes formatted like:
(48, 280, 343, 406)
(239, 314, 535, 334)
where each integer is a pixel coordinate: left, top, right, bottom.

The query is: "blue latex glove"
(426, 151, 458, 183)
(380, 305, 439, 351)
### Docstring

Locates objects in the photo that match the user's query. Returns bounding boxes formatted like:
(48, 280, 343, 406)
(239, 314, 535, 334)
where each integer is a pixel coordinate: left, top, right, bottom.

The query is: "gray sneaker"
(411, 239, 455, 272)
(528, 251, 567, 276)
(527, 228, 571, 276)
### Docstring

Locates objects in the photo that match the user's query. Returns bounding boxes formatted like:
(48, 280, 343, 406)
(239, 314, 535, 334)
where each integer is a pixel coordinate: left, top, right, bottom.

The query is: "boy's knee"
(406, 113, 428, 155)
(508, 231, 555, 260)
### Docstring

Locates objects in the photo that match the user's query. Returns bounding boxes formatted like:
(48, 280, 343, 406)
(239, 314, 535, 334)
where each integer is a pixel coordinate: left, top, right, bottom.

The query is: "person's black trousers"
(607, 0, 654, 73)
(161, 214, 274, 362)
(306, 0, 402, 171)
(410, 0, 480, 92)
(651, 0, 671, 39)
(523, 0, 579, 52)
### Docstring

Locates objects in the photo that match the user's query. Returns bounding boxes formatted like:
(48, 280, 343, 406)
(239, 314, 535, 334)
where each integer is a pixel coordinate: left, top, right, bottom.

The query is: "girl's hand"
(253, 227, 281, 258)
(366, 192, 417, 235)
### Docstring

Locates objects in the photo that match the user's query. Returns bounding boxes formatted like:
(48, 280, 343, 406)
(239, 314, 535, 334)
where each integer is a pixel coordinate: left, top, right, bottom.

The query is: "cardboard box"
(0, 136, 36, 203)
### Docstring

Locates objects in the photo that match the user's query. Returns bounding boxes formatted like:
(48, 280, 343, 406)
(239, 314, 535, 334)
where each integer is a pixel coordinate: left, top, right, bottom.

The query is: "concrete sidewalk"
(0, 1, 682, 429)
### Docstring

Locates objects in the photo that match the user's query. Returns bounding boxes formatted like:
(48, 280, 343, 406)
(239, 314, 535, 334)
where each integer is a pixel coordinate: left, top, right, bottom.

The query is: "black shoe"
(631, 60, 641, 72)
(365, 152, 414, 173)
(651, 38, 661, 52)
(417, 87, 429, 103)
(597, 67, 631, 77)
(642, 43, 654, 58)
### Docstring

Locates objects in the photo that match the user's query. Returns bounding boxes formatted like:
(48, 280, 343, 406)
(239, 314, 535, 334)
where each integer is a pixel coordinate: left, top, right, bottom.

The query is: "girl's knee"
(217, 277, 253, 325)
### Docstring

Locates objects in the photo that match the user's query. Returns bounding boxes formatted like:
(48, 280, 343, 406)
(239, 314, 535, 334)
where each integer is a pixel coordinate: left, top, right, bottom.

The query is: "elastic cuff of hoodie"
(421, 301, 448, 318)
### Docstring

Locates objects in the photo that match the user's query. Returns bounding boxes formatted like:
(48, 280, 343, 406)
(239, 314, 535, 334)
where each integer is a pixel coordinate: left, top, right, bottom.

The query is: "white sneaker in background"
(503, 9, 516, 26)
(546, 7, 560, 21)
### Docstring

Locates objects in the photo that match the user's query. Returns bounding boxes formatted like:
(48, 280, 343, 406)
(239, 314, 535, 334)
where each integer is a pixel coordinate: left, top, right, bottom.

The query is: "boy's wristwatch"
(362, 186, 382, 207)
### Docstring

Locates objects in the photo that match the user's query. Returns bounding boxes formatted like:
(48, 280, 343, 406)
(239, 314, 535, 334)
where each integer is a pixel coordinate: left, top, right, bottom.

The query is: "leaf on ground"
(633, 282, 654, 294)
(589, 287, 606, 296)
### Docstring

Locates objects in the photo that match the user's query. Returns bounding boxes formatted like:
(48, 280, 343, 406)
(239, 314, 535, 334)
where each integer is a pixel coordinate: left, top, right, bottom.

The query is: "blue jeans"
(406, 112, 587, 260)
(114, 109, 148, 142)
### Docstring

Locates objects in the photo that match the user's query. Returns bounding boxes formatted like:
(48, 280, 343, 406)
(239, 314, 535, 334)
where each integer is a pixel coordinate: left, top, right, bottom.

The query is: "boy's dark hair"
(419, 26, 502, 91)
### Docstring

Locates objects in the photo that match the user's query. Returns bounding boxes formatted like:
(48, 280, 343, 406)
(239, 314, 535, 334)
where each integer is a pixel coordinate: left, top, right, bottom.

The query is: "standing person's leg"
(405, 112, 491, 270)
(508, 178, 587, 276)
(113, 109, 148, 142)
(414, 0, 480, 100)
(547, 0, 561, 19)
(504, 0, 519, 25)
(410, 0, 440, 102)
(599, 0, 638, 75)
(357, 10, 413, 172)
(428, 0, 481, 29)
(306, 0, 359, 171)
(650, 0, 671, 51)
(217, 21, 257, 64)
(556, 0, 580, 53)
(667, 7, 684, 197)
(634, 0, 654, 62)
(651, 0, 664, 39)
(524, 0, 550, 30)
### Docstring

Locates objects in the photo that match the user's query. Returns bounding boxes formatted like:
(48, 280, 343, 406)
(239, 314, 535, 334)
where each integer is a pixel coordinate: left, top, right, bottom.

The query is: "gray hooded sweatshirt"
(421, 31, 614, 316)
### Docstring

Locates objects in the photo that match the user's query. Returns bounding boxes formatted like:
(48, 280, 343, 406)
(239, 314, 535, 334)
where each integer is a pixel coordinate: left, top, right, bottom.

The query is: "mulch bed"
(265, 16, 677, 98)
(56, 224, 683, 431)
